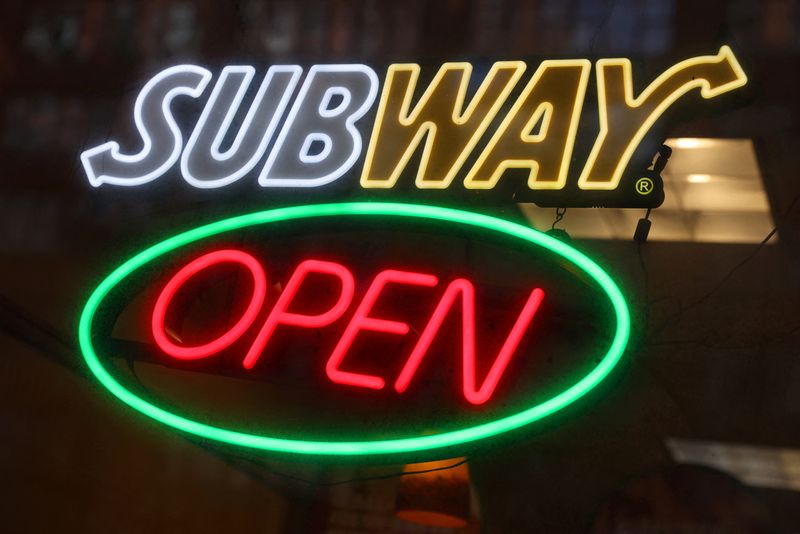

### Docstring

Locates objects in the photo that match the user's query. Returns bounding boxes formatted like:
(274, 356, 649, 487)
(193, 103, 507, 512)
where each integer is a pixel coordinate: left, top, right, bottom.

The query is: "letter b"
(259, 65, 378, 187)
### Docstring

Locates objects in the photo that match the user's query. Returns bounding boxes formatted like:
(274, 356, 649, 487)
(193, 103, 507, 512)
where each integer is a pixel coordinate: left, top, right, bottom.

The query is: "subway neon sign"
(78, 47, 744, 458)
(80, 47, 746, 206)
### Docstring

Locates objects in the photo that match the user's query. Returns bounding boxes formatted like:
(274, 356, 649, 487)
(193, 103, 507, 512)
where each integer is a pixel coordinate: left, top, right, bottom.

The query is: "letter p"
(242, 259, 355, 369)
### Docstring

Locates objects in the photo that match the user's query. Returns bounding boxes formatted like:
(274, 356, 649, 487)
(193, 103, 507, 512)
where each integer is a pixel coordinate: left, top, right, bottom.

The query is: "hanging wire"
(551, 207, 567, 230)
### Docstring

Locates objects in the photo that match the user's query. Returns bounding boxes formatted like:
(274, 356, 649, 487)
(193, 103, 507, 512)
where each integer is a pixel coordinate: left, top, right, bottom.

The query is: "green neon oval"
(79, 202, 630, 456)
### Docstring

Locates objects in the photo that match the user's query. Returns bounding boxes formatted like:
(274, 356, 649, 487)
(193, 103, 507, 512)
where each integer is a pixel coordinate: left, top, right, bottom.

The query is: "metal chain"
(551, 207, 567, 230)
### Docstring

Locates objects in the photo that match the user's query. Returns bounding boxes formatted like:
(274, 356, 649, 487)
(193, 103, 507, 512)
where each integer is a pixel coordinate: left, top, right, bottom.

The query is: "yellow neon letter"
(360, 61, 525, 189)
(464, 60, 590, 190)
(578, 46, 748, 190)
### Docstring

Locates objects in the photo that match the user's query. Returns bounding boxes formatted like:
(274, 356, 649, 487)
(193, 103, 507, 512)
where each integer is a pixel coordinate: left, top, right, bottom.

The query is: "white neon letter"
(80, 65, 212, 187)
(259, 64, 378, 187)
(180, 65, 302, 188)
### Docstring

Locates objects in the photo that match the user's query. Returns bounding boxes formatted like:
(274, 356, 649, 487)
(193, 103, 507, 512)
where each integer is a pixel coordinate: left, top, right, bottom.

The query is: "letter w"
(360, 62, 525, 189)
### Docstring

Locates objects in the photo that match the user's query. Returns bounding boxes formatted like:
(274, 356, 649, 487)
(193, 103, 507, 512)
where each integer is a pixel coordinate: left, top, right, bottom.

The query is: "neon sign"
(151, 250, 546, 405)
(79, 203, 630, 457)
(75, 42, 738, 458)
(80, 47, 747, 207)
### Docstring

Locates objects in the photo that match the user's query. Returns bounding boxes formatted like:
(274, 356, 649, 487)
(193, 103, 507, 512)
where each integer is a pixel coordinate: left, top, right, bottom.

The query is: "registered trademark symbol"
(635, 177, 654, 195)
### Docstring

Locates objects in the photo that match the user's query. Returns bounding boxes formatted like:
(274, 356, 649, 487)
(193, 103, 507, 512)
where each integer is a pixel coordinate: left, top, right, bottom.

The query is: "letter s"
(80, 65, 212, 187)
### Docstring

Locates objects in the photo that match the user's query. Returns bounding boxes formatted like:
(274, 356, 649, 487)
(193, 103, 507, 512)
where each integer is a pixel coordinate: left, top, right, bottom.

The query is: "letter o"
(152, 249, 266, 360)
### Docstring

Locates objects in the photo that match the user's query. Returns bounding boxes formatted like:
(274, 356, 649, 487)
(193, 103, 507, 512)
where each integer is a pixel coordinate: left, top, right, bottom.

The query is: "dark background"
(1, 0, 800, 532)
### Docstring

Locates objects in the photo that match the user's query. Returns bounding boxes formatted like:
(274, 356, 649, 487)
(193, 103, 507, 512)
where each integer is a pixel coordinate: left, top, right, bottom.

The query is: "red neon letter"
(394, 280, 545, 405)
(242, 259, 355, 369)
(326, 270, 439, 389)
(152, 249, 267, 360)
